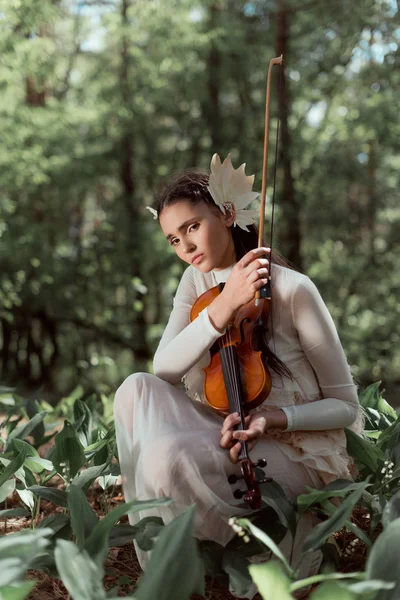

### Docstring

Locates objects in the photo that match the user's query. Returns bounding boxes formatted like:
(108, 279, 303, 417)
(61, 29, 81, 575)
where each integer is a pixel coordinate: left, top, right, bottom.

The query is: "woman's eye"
(189, 223, 199, 233)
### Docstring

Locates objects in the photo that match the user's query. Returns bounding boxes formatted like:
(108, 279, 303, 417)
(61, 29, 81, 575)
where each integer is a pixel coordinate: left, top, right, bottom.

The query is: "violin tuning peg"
(228, 474, 243, 484)
(233, 488, 245, 499)
(259, 477, 273, 484)
(257, 458, 267, 468)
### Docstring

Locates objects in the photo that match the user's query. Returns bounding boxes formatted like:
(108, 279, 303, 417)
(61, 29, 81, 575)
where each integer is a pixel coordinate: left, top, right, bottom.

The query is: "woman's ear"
(222, 202, 236, 227)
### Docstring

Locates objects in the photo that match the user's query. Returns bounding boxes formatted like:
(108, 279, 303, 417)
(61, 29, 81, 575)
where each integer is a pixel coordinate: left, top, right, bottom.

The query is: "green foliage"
(0, 380, 399, 598)
(0, 0, 398, 397)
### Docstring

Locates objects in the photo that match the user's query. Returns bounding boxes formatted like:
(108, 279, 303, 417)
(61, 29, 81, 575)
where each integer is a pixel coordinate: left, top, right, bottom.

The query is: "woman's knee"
(114, 372, 157, 420)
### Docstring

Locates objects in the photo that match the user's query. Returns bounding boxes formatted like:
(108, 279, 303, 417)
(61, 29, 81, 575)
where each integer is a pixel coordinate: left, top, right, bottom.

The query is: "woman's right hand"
(221, 247, 270, 313)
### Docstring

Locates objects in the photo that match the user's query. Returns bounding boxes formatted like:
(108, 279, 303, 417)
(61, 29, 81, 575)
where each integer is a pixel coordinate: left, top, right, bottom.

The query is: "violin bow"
(255, 54, 284, 307)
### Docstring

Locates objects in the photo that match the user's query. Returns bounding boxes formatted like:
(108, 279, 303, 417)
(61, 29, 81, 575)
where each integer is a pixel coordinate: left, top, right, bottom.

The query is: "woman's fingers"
(230, 441, 242, 463)
(220, 413, 250, 437)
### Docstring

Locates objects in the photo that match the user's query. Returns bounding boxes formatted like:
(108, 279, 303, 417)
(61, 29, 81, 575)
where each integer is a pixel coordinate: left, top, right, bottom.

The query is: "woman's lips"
(192, 254, 204, 265)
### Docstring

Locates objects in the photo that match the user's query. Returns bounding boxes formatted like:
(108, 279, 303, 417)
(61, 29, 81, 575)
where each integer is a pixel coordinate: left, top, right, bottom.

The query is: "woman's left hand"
(220, 412, 267, 464)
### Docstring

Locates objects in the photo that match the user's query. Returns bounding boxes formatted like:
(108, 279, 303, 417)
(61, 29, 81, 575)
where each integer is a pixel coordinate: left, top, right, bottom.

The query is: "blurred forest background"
(0, 0, 399, 406)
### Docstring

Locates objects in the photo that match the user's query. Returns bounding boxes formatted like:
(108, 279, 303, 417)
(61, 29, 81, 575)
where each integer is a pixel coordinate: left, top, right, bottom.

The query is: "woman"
(113, 154, 364, 598)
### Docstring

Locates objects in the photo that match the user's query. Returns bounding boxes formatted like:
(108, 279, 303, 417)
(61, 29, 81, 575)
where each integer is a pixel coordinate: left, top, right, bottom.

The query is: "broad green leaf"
(359, 382, 397, 421)
(297, 479, 367, 515)
(366, 517, 400, 599)
(67, 484, 98, 547)
(16, 488, 35, 512)
(37, 513, 71, 538)
(290, 571, 364, 593)
(135, 517, 164, 551)
(0, 580, 37, 600)
(0, 558, 27, 587)
(344, 428, 384, 473)
(52, 420, 86, 480)
(222, 550, 253, 598)
(237, 519, 294, 577)
(0, 507, 30, 518)
(135, 506, 204, 600)
(249, 561, 292, 600)
(54, 539, 106, 600)
(29, 485, 68, 508)
(302, 481, 370, 553)
(382, 490, 400, 528)
(24, 457, 53, 474)
(72, 462, 109, 493)
(73, 399, 93, 447)
(98, 473, 119, 491)
(348, 580, 395, 594)
(310, 580, 358, 599)
(0, 457, 26, 487)
(0, 479, 16, 503)
(0, 447, 27, 488)
(260, 479, 297, 538)
(84, 497, 173, 567)
(6, 412, 47, 446)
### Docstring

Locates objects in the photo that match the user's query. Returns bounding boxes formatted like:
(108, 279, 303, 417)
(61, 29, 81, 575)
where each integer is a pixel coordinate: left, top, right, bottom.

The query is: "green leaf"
(72, 462, 109, 493)
(382, 490, 400, 528)
(54, 539, 106, 600)
(344, 428, 385, 473)
(366, 519, 400, 600)
(134, 516, 164, 551)
(249, 561, 292, 600)
(67, 484, 98, 547)
(297, 479, 367, 515)
(16, 488, 35, 512)
(84, 497, 174, 567)
(0, 447, 27, 488)
(359, 382, 397, 421)
(6, 412, 47, 446)
(0, 581, 37, 600)
(309, 580, 358, 599)
(37, 513, 71, 538)
(29, 485, 68, 508)
(0, 507, 30, 518)
(221, 550, 254, 598)
(0, 479, 16, 503)
(237, 519, 294, 578)
(302, 480, 370, 553)
(52, 420, 86, 480)
(135, 506, 204, 600)
(73, 399, 93, 448)
(260, 479, 297, 538)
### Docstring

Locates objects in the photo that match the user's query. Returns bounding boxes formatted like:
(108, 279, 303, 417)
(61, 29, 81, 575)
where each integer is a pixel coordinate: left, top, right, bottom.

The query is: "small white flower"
(243, 535, 250, 544)
(381, 468, 386, 474)
(146, 206, 158, 220)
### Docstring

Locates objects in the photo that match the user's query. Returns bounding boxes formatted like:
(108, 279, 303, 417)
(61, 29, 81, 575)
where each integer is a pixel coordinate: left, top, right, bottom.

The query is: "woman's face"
(159, 199, 236, 272)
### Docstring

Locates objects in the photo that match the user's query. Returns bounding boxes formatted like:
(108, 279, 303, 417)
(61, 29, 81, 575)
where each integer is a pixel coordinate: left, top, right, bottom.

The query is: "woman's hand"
(220, 412, 267, 464)
(221, 247, 270, 313)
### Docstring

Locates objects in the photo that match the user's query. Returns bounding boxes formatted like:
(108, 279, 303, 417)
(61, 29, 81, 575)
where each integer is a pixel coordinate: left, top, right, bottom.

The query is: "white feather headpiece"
(146, 153, 260, 231)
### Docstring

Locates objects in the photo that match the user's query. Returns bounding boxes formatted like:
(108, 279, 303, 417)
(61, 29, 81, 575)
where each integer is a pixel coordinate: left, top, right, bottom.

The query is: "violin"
(189, 56, 283, 510)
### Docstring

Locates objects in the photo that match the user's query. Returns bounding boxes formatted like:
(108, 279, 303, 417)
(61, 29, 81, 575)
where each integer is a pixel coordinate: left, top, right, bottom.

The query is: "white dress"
(113, 263, 364, 597)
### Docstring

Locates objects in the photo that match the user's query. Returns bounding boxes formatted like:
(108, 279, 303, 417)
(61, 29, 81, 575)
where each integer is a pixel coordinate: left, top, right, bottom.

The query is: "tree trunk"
(119, 0, 151, 367)
(276, 1, 302, 269)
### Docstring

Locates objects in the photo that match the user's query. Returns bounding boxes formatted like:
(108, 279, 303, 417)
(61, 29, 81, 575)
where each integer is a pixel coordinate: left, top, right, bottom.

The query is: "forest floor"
(2, 474, 373, 600)
(0, 418, 375, 600)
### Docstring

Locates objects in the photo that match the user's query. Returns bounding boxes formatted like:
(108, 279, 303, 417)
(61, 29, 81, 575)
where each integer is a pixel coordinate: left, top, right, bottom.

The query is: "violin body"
(190, 284, 272, 412)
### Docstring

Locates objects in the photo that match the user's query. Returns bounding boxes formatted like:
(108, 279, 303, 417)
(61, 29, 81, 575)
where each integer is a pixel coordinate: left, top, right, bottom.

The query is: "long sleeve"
(279, 276, 359, 432)
(153, 267, 224, 384)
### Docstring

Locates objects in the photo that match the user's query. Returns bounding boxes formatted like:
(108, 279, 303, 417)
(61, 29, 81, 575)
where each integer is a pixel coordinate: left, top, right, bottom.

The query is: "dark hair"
(154, 168, 294, 380)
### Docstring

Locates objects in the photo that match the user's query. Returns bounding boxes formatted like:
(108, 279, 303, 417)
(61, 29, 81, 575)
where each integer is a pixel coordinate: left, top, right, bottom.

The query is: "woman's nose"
(183, 243, 195, 254)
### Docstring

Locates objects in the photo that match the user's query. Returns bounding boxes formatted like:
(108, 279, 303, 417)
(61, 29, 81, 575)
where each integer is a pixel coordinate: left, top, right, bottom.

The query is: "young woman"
(113, 154, 364, 598)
